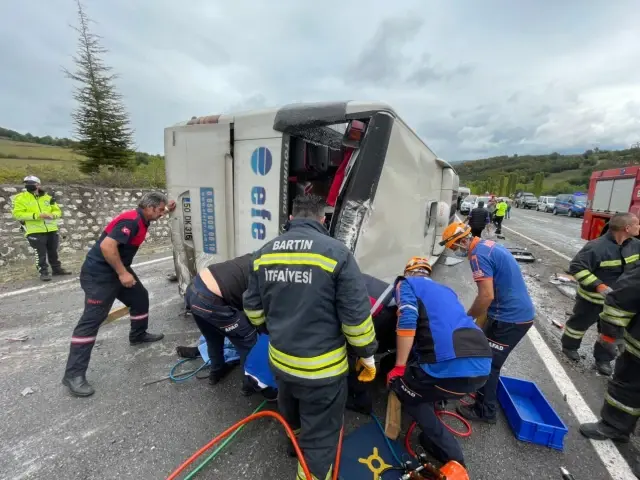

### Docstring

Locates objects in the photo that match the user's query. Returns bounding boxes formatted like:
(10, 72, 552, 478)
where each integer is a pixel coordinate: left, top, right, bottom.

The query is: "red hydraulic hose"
(165, 410, 313, 480)
(405, 407, 472, 458)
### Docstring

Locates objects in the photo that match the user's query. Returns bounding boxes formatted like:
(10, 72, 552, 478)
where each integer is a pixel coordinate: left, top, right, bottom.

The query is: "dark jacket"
(468, 207, 490, 230)
(569, 232, 640, 305)
(599, 265, 640, 340)
(206, 253, 252, 310)
(243, 218, 378, 386)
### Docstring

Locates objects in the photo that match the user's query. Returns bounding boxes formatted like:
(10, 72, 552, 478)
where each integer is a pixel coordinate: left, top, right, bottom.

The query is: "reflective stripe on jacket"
(599, 265, 640, 347)
(11, 191, 61, 235)
(569, 232, 640, 305)
(242, 218, 378, 386)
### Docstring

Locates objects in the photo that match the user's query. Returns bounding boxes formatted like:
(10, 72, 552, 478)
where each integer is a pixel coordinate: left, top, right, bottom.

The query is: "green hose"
(183, 400, 268, 480)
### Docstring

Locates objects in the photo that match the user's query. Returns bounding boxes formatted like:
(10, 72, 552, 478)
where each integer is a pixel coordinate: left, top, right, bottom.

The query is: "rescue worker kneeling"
(387, 257, 492, 467)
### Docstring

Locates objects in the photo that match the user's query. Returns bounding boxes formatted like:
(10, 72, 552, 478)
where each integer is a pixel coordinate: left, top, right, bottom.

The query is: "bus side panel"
(164, 124, 231, 292)
(233, 136, 283, 255)
(353, 121, 440, 282)
(434, 167, 457, 257)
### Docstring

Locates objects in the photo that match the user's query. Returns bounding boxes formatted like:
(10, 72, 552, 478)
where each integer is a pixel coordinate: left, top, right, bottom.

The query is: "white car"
(460, 195, 477, 214)
(537, 196, 556, 212)
(473, 196, 491, 210)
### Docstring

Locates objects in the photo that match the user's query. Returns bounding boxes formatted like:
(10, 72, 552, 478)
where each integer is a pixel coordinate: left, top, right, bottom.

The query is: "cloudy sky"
(2, 0, 640, 161)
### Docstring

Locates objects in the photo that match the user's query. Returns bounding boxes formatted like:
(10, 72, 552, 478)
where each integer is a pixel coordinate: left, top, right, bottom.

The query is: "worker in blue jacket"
(387, 257, 492, 467)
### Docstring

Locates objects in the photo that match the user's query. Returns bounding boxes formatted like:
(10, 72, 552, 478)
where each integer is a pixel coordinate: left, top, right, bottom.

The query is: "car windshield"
(477, 197, 489, 204)
(547, 197, 556, 203)
(465, 195, 477, 203)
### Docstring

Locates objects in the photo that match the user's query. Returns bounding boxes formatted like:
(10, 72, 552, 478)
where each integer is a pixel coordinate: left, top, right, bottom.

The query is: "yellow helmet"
(440, 222, 472, 249)
(404, 256, 432, 275)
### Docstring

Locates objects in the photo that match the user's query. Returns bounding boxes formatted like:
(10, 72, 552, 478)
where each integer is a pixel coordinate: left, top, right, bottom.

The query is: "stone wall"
(0, 185, 171, 267)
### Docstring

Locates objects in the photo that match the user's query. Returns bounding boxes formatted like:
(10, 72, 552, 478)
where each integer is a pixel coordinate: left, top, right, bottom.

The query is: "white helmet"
(23, 175, 41, 184)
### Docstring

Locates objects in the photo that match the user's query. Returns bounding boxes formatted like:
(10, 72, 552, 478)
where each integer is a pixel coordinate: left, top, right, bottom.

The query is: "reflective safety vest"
(11, 191, 61, 235)
(403, 276, 492, 364)
(243, 218, 378, 386)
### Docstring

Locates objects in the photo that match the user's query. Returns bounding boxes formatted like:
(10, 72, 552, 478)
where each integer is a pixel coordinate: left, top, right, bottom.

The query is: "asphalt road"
(1, 246, 637, 479)
(503, 206, 586, 260)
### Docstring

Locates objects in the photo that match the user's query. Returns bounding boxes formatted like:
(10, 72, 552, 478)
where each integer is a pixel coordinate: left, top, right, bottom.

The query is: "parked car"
(460, 195, 477, 214)
(472, 196, 491, 210)
(520, 195, 538, 209)
(553, 193, 587, 217)
(537, 196, 556, 212)
(515, 192, 535, 208)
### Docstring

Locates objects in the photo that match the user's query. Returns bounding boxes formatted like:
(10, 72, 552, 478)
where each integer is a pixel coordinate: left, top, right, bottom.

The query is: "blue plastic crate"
(497, 376, 568, 451)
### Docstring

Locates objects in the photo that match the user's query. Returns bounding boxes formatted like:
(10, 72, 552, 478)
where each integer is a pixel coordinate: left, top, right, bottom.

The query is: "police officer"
(243, 194, 378, 480)
(11, 175, 71, 280)
(387, 257, 492, 467)
(466, 200, 490, 238)
(62, 192, 174, 397)
(561, 212, 640, 375)
(579, 264, 640, 478)
(493, 198, 508, 234)
(183, 254, 258, 391)
(440, 222, 536, 424)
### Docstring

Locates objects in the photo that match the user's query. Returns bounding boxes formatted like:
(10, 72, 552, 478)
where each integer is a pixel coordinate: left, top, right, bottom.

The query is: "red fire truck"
(582, 165, 640, 240)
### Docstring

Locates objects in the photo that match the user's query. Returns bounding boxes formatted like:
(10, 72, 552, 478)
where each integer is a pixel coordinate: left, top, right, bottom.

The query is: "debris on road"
(21, 387, 35, 396)
(551, 318, 564, 329)
(6, 335, 29, 342)
(549, 273, 577, 300)
(507, 247, 536, 263)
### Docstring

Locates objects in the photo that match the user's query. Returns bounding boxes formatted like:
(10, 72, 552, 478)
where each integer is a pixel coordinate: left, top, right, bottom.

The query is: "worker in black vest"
(184, 253, 258, 390)
(466, 200, 490, 238)
(561, 213, 640, 375)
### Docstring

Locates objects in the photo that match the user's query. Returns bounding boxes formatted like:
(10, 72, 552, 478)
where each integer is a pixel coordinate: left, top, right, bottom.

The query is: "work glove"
(596, 284, 613, 296)
(356, 356, 376, 382)
(386, 365, 406, 385)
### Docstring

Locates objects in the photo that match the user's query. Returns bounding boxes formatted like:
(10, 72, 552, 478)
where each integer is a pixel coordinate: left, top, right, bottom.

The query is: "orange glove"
(356, 357, 376, 382)
(596, 284, 613, 295)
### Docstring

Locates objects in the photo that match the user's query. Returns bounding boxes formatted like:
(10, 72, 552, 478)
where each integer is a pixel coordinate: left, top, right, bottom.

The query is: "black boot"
(52, 268, 72, 276)
(176, 346, 201, 358)
(456, 404, 497, 425)
(62, 375, 95, 397)
(346, 392, 373, 415)
(40, 271, 52, 282)
(130, 332, 164, 345)
(579, 421, 630, 442)
(562, 348, 580, 362)
(209, 364, 233, 385)
(596, 360, 613, 376)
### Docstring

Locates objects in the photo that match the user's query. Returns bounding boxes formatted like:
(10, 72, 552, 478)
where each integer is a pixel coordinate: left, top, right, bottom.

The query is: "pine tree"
(533, 172, 544, 196)
(499, 175, 509, 196)
(507, 172, 518, 195)
(64, 0, 134, 174)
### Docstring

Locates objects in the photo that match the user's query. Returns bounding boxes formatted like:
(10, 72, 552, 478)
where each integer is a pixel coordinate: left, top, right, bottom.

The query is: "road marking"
(502, 225, 572, 261)
(527, 326, 636, 479)
(0, 256, 173, 300)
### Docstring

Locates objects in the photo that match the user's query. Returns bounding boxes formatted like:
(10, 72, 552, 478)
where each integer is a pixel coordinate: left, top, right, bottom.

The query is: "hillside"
(0, 127, 165, 188)
(457, 147, 640, 195)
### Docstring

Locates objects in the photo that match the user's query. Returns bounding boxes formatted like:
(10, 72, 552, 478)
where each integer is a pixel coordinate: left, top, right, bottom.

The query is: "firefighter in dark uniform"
(580, 264, 640, 478)
(183, 254, 259, 391)
(561, 213, 640, 375)
(62, 192, 175, 397)
(243, 194, 378, 480)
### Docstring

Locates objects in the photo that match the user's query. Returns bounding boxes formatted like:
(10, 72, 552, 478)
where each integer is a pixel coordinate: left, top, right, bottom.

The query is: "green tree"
(533, 172, 544, 196)
(64, 0, 134, 174)
(507, 172, 518, 195)
(499, 175, 508, 196)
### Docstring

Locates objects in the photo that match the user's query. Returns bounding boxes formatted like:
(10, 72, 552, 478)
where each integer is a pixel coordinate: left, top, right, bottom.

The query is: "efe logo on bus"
(250, 147, 273, 240)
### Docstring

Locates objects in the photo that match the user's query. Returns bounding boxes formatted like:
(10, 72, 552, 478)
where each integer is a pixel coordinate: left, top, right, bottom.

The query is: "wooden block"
(384, 391, 402, 440)
(104, 306, 130, 325)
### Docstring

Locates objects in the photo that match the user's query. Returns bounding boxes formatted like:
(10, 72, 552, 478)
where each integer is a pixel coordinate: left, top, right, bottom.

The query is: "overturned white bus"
(164, 101, 459, 294)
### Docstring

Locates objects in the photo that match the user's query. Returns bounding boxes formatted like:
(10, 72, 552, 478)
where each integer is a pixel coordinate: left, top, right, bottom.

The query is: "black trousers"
(277, 376, 347, 480)
(474, 317, 533, 419)
(561, 297, 616, 362)
(470, 226, 484, 238)
(493, 215, 504, 234)
(26, 231, 61, 273)
(184, 280, 257, 375)
(64, 268, 150, 378)
(391, 363, 488, 466)
(601, 314, 640, 435)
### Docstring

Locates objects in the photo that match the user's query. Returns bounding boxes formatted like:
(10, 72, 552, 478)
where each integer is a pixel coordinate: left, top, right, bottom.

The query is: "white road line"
(502, 225, 573, 262)
(0, 256, 173, 300)
(454, 214, 633, 478)
(527, 326, 636, 479)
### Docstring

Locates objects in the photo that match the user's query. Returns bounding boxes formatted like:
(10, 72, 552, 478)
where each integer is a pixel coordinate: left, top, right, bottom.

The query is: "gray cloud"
(1, 0, 640, 163)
